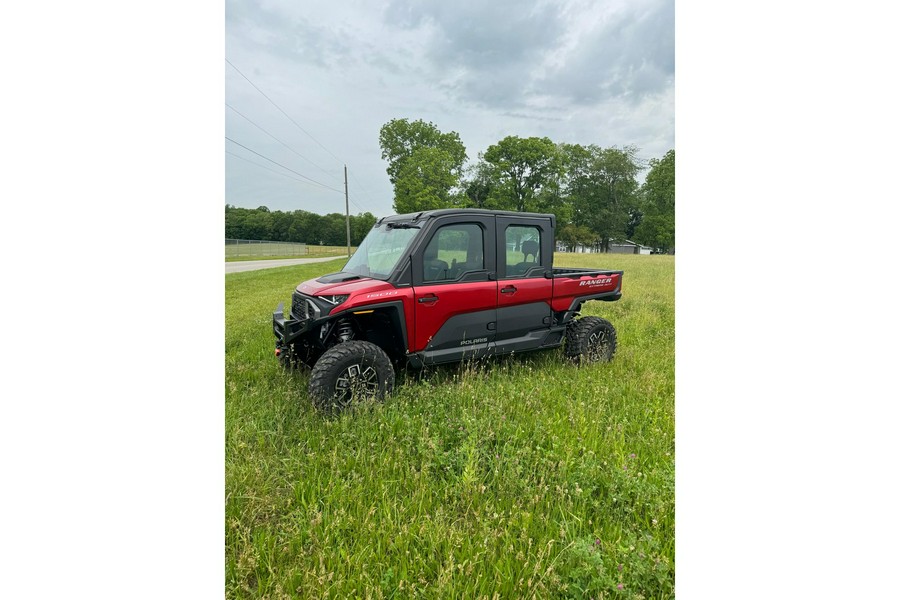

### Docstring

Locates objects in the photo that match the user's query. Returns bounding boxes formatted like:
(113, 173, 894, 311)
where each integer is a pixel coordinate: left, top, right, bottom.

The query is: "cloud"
(535, 0, 674, 105)
(224, 0, 674, 216)
(226, 0, 353, 68)
(380, 0, 673, 111)
(382, 0, 567, 109)
(385, 0, 566, 68)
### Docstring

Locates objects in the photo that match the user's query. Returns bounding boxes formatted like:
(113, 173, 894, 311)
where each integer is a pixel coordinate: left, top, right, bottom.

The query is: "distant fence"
(226, 239, 309, 258)
(226, 239, 358, 259)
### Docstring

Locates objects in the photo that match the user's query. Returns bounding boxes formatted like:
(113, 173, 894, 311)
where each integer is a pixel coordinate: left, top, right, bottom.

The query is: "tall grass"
(226, 253, 674, 598)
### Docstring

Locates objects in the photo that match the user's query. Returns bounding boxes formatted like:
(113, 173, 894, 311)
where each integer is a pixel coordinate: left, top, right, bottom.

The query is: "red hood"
(295, 277, 395, 297)
(296, 275, 407, 316)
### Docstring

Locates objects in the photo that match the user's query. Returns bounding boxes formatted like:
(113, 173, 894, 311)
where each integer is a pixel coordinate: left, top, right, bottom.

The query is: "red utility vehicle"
(273, 209, 622, 410)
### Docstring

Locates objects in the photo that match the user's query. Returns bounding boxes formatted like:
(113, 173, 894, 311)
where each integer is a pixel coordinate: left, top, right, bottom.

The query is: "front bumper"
(273, 302, 311, 345)
(273, 292, 327, 345)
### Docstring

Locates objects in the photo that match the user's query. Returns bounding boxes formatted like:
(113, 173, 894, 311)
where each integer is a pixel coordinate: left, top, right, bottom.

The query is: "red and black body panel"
(551, 268, 623, 319)
(492, 215, 558, 354)
(273, 274, 415, 365)
(272, 208, 624, 369)
(405, 211, 497, 364)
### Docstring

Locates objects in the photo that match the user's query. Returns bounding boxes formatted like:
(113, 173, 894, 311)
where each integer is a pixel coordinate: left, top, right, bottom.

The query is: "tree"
(225, 205, 249, 239)
(626, 208, 643, 239)
(379, 118, 467, 185)
(350, 212, 377, 245)
(241, 209, 274, 240)
(291, 211, 321, 244)
(225, 206, 378, 246)
(563, 144, 642, 252)
(557, 223, 596, 252)
(483, 136, 564, 213)
(320, 213, 347, 246)
(392, 147, 464, 214)
(462, 159, 498, 209)
(271, 210, 294, 241)
(633, 149, 675, 251)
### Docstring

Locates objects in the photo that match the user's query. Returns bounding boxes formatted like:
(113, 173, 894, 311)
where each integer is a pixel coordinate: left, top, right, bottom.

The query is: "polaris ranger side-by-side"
(273, 209, 622, 410)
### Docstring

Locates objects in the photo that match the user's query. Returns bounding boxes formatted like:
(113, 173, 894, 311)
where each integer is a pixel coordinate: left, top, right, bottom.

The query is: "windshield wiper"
(386, 223, 420, 229)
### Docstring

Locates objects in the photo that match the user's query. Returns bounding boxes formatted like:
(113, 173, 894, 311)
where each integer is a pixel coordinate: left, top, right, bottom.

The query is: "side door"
(411, 215, 497, 365)
(494, 216, 555, 354)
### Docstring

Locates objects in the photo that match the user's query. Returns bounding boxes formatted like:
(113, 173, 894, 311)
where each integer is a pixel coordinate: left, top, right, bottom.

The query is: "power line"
(226, 102, 342, 184)
(225, 57, 382, 214)
(226, 150, 335, 190)
(225, 136, 344, 194)
(347, 193, 373, 214)
(346, 173, 383, 213)
(226, 58, 344, 166)
(348, 195, 365, 213)
(226, 136, 373, 213)
(227, 150, 366, 215)
(225, 136, 367, 212)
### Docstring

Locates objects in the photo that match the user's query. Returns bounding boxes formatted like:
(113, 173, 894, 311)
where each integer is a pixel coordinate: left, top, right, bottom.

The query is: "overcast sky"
(225, 0, 674, 218)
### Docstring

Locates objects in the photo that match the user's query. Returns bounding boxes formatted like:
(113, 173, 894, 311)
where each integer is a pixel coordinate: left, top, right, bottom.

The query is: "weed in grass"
(226, 253, 674, 598)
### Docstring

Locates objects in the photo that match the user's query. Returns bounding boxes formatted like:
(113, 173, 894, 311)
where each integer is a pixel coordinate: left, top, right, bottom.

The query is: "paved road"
(225, 256, 346, 274)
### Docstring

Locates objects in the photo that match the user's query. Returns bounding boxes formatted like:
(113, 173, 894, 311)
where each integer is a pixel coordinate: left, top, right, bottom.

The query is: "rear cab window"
(503, 225, 543, 278)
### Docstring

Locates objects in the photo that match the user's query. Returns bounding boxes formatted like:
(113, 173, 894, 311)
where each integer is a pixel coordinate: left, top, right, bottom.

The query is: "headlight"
(318, 295, 349, 306)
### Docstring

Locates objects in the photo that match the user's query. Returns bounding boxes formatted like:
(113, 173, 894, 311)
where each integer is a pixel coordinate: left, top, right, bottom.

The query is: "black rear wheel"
(308, 341, 395, 411)
(565, 316, 617, 364)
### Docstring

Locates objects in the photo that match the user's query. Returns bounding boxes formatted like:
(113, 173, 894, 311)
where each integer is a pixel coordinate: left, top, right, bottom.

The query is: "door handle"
(418, 294, 438, 304)
(500, 286, 517, 294)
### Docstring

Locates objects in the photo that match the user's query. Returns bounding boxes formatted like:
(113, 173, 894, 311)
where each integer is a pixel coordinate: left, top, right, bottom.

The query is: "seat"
(423, 244, 448, 281)
(447, 259, 464, 279)
(512, 262, 536, 276)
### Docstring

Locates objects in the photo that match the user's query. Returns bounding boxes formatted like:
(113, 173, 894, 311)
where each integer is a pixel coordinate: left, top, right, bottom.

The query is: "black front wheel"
(308, 341, 395, 411)
(565, 316, 617, 364)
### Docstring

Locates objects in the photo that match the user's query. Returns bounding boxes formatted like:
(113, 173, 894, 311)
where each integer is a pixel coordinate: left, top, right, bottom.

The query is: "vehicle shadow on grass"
(404, 346, 564, 386)
(275, 346, 567, 418)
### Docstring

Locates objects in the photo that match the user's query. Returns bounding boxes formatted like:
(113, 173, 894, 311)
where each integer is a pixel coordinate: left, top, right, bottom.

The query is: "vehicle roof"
(378, 208, 556, 224)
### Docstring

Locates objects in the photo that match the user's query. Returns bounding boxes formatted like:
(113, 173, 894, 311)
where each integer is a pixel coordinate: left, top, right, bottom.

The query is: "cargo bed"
(549, 268, 624, 313)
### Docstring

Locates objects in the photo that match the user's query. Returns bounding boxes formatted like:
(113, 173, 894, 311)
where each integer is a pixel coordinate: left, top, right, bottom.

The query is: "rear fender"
(550, 271, 622, 313)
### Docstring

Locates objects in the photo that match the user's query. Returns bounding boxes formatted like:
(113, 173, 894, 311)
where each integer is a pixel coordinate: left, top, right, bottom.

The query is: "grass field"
(225, 253, 674, 598)
(226, 244, 357, 262)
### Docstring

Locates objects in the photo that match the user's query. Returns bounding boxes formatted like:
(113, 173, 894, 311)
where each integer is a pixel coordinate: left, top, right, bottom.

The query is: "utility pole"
(344, 164, 351, 258)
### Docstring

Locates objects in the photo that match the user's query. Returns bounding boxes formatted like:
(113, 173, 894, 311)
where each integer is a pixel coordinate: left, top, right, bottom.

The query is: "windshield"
(343, 223, 419, 279)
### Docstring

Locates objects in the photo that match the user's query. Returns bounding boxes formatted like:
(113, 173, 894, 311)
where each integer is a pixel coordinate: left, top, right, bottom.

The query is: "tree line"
(225, 205, 377, 247)
(379, 118, 674, 252)
(225, 119, 674, 252)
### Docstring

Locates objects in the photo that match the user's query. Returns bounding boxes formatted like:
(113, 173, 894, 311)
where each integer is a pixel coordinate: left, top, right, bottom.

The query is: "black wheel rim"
(587, 329, 609, 362)
(333, 363, 379, 408)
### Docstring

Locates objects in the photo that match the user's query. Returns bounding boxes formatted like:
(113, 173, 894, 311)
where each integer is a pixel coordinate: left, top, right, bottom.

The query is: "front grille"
(291, 292, 309, 320)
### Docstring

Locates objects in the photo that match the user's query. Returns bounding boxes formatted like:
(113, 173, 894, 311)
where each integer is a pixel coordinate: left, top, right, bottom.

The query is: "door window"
(422, 223, 485, 282)
(504, 225, 542, 277)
